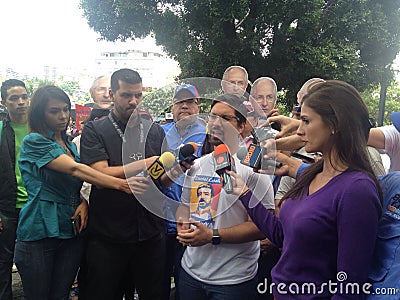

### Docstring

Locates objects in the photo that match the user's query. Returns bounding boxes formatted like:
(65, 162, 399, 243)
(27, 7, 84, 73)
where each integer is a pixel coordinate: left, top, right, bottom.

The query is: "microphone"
(213, 144, 234, 194)
(147, 152, 176, 180)
(237, 144, 282, 169)
(175, 142, 198, 164)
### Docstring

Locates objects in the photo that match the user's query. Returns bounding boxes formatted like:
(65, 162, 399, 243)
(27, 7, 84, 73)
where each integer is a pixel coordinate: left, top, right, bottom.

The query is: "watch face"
(212, 237, 220, 245)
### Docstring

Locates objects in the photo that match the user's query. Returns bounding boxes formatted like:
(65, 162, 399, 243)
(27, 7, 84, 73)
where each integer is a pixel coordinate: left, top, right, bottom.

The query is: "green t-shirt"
(11, 122, 29, 208)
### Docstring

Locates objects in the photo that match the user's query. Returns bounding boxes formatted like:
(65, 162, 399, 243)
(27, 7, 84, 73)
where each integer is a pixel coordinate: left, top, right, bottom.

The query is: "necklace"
(108, 112, 144, 144)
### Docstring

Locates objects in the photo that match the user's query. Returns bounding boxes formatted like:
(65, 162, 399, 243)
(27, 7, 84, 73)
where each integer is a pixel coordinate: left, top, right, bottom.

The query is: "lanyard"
(108, 112, 145, 161)
(108, 112, 144, 144)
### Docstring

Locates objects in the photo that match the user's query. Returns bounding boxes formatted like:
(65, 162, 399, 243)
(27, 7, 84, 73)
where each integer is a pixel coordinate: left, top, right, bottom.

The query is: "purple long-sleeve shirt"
(241, 171, 381, 299)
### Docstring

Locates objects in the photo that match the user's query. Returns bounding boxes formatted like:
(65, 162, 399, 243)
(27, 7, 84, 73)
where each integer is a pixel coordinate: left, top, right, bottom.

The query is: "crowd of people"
(0, 65, 399, 300)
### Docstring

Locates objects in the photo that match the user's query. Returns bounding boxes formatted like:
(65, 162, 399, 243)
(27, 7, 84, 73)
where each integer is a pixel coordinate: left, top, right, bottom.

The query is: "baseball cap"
(173, 84, 200, 104)
(390, 112, 400, 132)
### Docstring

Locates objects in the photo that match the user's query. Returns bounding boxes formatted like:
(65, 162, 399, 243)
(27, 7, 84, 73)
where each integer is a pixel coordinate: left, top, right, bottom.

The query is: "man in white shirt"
(368, 112, 400, 172)
(176, 94, 274, 300)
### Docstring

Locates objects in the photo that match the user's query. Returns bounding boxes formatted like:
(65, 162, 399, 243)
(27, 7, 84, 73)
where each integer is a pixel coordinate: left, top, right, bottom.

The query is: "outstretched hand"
(267, 115, 300, 139)
(125, 176, 150, 194)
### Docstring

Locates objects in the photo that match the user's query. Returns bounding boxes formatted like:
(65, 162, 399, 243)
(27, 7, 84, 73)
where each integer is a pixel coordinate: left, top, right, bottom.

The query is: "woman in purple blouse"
(230, 80, 382, 299)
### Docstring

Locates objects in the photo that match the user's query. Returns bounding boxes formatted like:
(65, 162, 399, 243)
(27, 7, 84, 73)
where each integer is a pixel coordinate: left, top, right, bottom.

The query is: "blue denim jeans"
(0, 209, 19, 300)
(15, 237, 84, 300)
(179, 268, 257, 300)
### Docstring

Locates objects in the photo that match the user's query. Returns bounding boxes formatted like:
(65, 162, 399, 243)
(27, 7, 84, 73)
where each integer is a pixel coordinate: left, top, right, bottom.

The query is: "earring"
(331, 130, 335, 135)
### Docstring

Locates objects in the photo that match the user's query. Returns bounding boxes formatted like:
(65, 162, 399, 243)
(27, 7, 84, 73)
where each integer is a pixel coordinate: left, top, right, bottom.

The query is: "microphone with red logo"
(213, 144, 234, 194)
(175, 142, 198, 164)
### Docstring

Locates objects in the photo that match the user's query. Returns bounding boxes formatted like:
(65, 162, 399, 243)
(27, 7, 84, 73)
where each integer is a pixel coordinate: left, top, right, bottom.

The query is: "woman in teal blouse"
(14, 85, 135, 299)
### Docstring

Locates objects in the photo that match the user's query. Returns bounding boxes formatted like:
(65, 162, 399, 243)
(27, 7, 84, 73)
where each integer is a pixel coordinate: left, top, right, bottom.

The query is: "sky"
(0, 0, 161, 74)
(0, 0, 399, 80)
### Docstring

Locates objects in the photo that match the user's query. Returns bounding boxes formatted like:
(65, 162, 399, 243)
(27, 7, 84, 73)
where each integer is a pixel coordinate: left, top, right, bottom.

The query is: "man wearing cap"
(368, 112, 400, 172)
(175, 94, 274, 300)
(161, 84, 206, 300)
(0, 79, 29, 300)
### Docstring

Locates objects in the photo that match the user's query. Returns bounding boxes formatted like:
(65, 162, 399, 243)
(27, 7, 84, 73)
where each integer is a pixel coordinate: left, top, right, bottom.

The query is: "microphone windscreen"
(236, 147, 248, 161)
(159, 152, 176, 168)
(179, 144, 196, 158)
(187, 142, 198, 152)
(213, 144, 230, 156)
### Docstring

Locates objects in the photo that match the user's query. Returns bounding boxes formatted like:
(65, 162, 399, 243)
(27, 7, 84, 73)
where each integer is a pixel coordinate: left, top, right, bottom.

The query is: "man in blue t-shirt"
(161, 84, 206, 300)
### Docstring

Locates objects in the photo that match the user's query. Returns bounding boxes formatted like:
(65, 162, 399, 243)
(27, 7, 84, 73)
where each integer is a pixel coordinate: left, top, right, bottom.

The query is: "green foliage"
(23, 77, 54, 96)
(142, 88, 174, 119)
(59, 80, 81, 98)
(22, 76, 88, 103)
(362, 81, 400, 125)
(81, 0, 400, 112)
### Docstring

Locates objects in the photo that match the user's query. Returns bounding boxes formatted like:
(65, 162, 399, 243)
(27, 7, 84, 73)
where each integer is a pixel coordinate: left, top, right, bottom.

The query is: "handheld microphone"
(147, 152, 176, 180)
(237, 144, 282, 169)
(213, 144, 234, 194)
(175, 142, 198, 164)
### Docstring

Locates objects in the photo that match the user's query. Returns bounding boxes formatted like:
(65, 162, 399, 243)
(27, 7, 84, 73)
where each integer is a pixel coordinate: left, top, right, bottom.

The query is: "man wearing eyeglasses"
(250, 77, 279, 120)
(221, 66, 249, 98)
(89, 75, 111, 109)
(161, 84, 206, 300)
(0, 79, 29, 300)
(175, 94, 274, 300)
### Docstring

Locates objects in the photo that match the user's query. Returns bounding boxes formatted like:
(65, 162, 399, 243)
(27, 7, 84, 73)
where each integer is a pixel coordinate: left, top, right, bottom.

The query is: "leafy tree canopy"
(81, 0, 400, 107)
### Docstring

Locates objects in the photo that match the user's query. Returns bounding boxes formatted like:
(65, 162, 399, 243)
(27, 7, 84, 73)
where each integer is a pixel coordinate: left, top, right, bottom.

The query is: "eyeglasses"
(7, 94, 29, 102)
(174, 99, 198, 106)
(255, 94, 275, 103)
(208, 112, 240, 123)
(95, 87, 109, 93)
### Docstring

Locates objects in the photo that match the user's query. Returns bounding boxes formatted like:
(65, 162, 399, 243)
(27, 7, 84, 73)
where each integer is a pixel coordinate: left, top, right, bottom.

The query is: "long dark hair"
(29, 85, 71, 139)
(283, 80, 382, 201)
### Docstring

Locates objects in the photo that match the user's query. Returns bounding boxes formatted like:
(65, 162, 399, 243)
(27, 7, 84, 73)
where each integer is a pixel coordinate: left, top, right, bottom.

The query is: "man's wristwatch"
(211, 228, 221, 245)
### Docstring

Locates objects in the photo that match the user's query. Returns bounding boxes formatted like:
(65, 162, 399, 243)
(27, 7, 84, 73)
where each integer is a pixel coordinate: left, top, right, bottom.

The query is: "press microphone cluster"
(146, 142, 199, 182)
(213, 144, 235, 194)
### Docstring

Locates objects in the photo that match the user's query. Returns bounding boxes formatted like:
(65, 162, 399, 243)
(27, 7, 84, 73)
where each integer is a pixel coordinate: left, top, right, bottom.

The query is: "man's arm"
(89, 157, 157, 179)
(274, 134, 305, 151)
(368, 127, 385, 149)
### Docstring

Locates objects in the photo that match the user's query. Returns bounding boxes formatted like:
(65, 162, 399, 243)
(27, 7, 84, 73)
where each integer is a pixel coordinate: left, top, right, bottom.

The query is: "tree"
(81, 0, 400, 108)
(59, 79, 82, 99)
(23, 77, 54, 96)
(362, 81, 400, 125)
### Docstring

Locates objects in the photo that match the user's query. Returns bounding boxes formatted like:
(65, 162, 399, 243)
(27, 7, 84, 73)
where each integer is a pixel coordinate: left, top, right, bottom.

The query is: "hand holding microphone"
(213, 144, 234, 194)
